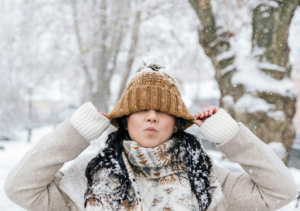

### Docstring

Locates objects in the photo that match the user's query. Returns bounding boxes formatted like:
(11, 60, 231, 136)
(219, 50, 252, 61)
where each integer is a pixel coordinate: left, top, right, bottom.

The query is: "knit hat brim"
(107, 85, 195, 130)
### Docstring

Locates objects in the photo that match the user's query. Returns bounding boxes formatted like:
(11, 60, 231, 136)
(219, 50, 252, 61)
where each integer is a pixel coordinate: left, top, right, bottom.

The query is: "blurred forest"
(1, 0, 300, 164)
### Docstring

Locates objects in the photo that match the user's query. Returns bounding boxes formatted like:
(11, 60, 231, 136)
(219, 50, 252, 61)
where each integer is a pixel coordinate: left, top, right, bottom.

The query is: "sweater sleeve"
(198, 108, 239, 144)
(4, 103, 110, 211)
(212, 122, 298, 210)
(70, 101, 111, 142)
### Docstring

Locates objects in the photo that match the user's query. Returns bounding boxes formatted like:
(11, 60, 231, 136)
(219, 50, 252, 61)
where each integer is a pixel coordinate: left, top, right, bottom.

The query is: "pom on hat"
(135, 57, 178, 85)
(136, 57, 166, 72)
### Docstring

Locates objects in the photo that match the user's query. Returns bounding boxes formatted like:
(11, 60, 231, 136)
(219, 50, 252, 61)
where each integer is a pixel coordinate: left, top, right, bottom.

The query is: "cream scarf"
(85, 139, 224, 211)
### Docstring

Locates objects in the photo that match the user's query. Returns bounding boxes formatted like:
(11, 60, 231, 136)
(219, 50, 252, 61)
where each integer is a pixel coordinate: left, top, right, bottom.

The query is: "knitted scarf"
(85, 137, 217, 211)
(122, 139, 187, 178)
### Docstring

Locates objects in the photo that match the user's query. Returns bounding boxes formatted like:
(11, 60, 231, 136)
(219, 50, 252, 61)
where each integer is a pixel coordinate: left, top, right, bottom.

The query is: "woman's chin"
(136, 139, 162, 148)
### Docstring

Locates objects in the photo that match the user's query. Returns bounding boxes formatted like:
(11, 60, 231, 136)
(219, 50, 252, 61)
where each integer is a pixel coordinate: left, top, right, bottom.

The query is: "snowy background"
(1, 0, 300, 210)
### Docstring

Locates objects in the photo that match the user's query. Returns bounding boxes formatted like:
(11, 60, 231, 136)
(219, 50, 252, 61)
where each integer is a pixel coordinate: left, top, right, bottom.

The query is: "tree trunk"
(92, 0, 109, 112)
(117, 3, 142, 101)
(189, 0, 299, 164)
(71, 0, 130, 113)
(248, 0, 299, 163)
(71, 0, 94, 104)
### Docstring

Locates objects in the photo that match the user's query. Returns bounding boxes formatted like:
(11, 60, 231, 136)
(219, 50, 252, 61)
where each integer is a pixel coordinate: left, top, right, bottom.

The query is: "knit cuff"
(198, 108, 239, 144)
(70, 102, 110, 142)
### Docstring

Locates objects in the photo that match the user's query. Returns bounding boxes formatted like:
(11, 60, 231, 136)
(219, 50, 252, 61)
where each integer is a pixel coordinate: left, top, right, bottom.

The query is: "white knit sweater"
(69, 102, 240, 210)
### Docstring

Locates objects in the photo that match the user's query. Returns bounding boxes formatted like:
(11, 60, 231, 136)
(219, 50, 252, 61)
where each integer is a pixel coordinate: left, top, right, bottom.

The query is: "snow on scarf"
(84, 135, 218, 211)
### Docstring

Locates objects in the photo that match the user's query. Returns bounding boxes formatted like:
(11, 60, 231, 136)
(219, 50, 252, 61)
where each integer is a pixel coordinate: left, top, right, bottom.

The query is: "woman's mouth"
(145, 127, 157, 134)
(145, 130, 157, 134)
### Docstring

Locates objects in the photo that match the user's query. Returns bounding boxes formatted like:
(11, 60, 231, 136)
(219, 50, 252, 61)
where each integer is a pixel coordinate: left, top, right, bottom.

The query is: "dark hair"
(85, 115, 215, 210)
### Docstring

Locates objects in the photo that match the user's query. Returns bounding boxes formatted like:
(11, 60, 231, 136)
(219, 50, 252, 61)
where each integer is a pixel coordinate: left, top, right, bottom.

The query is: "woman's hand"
(95, 108, 111, 120)
(193, 106, 219, 127)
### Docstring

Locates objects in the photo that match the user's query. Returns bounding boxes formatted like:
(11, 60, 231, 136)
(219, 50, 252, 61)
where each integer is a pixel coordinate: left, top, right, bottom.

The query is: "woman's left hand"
(193, 106, 219, 127)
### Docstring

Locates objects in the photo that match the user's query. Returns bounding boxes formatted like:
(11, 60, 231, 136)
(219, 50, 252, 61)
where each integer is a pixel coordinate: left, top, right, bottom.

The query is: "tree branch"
(71, 0, 93, 96)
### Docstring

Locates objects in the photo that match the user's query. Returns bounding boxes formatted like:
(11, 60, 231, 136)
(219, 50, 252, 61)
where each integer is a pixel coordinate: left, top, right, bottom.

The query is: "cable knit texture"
(198, 108, 239, 144)
(70, 102, 110, 142)
(135, 176, 157, 210)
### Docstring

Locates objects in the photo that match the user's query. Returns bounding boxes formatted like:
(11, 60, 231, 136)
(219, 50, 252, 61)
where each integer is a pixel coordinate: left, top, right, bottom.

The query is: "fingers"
(206, 106, 218, 115)
(99, 112, 112, 121)
(212, 106, 219, 114)
(193, 115, 210, 127)
(195, 109, 209, 118)
(194, 107, 219, 128)
(99, 112, 107, 116)
(194, 106, 219, 119)
(96, 108, 112, 120)
(193, 119, 204, 127)
(98, 110, 107, 116)
(96, 108, 105, 116)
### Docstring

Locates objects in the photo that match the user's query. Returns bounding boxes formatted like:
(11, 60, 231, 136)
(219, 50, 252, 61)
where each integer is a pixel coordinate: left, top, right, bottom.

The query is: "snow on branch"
(234, 94, 275, 113)
(247, 0, 279, 9)
(216, 49, 235, 62)
(257, 62, 286, 72)
(234, 94, 285, 121)
(220, 64, 235, 76)
(267, 110, 285, 122)
(222, 95, 235, 107)
(232, 56, 298, 98)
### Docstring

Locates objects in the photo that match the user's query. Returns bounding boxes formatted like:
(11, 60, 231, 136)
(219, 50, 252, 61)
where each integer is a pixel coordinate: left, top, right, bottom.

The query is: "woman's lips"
(145, 130, 157, 134)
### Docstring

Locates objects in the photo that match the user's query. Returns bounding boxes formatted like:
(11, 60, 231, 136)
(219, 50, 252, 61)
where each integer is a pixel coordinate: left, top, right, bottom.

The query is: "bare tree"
(117, 0, 143, 101)
(71, 0, 130, 112)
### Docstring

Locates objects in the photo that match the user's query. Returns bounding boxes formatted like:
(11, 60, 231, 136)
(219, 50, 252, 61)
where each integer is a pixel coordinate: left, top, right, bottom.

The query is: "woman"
(4, 60, 298, 211)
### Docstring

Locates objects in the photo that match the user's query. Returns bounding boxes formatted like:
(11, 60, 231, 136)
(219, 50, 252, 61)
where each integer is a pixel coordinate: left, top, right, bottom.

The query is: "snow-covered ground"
(0, 125, 299, 211)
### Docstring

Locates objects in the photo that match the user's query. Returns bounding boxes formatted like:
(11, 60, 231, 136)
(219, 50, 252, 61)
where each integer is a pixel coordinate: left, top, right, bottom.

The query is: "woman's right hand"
(96, 108, 111, 120)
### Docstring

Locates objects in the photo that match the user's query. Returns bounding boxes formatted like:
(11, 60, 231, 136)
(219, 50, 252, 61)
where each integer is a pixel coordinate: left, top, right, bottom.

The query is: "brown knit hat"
(107, 59, 195, 130)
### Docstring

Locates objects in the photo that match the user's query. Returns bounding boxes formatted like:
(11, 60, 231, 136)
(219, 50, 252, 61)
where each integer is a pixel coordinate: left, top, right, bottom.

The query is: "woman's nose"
(146, 110, 158, 122)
